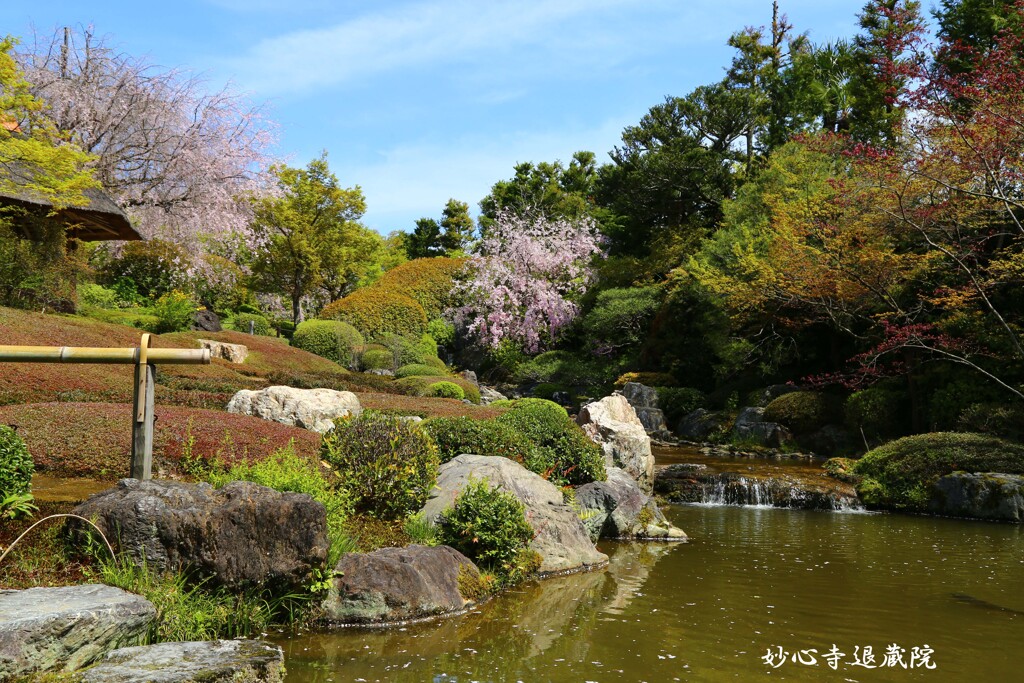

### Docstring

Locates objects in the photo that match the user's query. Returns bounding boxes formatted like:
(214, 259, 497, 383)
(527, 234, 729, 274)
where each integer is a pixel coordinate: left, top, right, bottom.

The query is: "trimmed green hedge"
(395, 375, 481, 404)
(495, 399, 605, 486)
(321, 288, 427, 341)
(428, 381, 464, 400)
(423, 417, 539, 465)
(360, 348, 393, 371)
(852, 432, 1024, 511)
(396, 363, 447, 379)
(292, 320, 364, 367)
(233, 313, 273, 337)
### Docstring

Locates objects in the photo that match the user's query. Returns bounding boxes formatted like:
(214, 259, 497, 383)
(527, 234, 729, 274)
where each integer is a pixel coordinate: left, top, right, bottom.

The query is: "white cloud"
(223, 0, 668, 94)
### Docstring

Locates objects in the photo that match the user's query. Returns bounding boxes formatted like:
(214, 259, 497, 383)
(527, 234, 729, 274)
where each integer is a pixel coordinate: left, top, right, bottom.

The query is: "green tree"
(479, 151, 603, 228)
(405, 217, 443, 259)
(439, 198, 474, 254)
(247, 154, 368, 324)
(934, 0, 1019, 78)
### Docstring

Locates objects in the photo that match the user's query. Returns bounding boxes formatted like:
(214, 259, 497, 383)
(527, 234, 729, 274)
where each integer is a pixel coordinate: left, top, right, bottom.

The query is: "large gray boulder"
(191, 309, 222, 333)
(577, 394, 655, 493)
(479, 385, 508, 405)
(929, 472, 1024, 522)
(226, 385, 362, 433)
(420, 454, 607, 575)
(732, 407, 792, 448)
(323, 545, 480, 624)
(198, 339, 248, 364)
(0, 585, 155, 678)
(575, 467, 687, 541)
(620, 383, 672, 438)
(80, 640, 284, 683)
(72, 479, 328, 592)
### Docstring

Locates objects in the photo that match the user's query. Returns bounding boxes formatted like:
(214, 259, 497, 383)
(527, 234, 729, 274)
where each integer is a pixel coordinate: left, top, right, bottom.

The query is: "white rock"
(197, 339, 248, 364)
(226, 385, 362, 433)
(577, 394, 655, 493)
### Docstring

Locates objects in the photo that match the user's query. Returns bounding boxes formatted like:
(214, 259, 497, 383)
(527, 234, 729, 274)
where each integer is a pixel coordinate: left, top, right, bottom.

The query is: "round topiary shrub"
(374, 257, 468, 319)
(395, 375, 481, 404)
(423, 417, 540, 464)
(614, 372, 677, 388)
(851, 432, 1024, 511)
(233, 312, 272, 336)
(437, 477, 536, 584)
(763, 391, 842, 435)
(292, 320, 365, 367)
(320, 413, 440, 520)
(320, 288, 427, 341)
(396, 363, 447, 379)
(0, 425, 33, 496)
(495, 399, 605, 485)
(427, 381, 465, 400)
(361, 348, 393, 371)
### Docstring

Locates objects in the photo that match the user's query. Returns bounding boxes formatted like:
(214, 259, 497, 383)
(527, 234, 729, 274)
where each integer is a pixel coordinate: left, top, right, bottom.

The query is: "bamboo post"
(0, 337, 210, 480)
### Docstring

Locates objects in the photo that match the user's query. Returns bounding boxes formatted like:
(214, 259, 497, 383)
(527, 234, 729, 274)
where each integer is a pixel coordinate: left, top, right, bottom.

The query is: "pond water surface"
(274, 503, 1024, 682)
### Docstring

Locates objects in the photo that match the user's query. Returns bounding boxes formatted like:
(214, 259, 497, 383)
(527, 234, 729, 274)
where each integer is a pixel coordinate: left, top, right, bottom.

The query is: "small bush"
(423, 417, 540, 464)
(428, 381, 465, 400)
(437, 478, 536, 585)
(99, 239, 192, 301)
(851, 432, 1024, 511)
(656, 387, 705, 426)
(397, 363, 447, 379)
(321, 288, 427, 341)
(232, 313, 272, 336)
(395, 375, 481, 404)
(614, 372, 677, 388)
(320, 413, 440, 519)
(381, 333, 440, 367)
(514, 350, 589, 385)
(495, 399, 605, 485)
(423, 355, 448, 371)
(764, 391, 842, 435)
(373, 257, 467, 319)
(360, 348, 393, 371)
(427, 318, 455, 347)
(78, 283, 120, 309)
(0, 425, 33, 497)
(292, 320, 364, 367)
(150, 290, 199, 334)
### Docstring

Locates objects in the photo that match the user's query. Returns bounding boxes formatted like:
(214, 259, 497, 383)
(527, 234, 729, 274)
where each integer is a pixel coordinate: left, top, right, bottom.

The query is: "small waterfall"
(656, 467, 863, 512)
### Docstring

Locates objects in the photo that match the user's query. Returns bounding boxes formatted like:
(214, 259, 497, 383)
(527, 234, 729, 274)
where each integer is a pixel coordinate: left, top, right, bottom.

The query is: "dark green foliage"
(437, 478, 536, 584)
(495, 399, 605, 485)
(532, 382, 570, 402)
(764, 392, 842, 435)
(232, 312, 272, 336)
(423, 417, 540, 465)
(845, 385, 907, 444)
(656, 387, 706, 426)
(0, 425, 32, 496)
(427, 318, 456, 347)
(320, 413, 440, 520)
(427, 381, 465, 400)
(292, 320, 364, 367)
(580, 286, 662, 359)
(852, 432, 1024, 511)
(957, 402, 1024, 441)
(513, 350, 590, 385)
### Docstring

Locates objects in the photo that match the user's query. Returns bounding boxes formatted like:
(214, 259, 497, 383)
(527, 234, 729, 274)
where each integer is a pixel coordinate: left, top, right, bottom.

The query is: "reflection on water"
(277, 506, 1024, 682)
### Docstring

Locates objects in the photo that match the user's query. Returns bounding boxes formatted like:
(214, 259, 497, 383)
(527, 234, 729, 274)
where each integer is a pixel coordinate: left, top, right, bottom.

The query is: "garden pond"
(273, 448, 1024, 682)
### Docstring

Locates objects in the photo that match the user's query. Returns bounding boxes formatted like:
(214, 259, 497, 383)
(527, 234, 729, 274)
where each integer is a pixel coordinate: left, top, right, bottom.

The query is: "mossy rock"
(851, 432, 1024, 511)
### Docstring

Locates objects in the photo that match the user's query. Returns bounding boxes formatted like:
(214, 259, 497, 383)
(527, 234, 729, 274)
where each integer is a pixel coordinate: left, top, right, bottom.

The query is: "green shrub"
(427, 318, 455, 347)
(78, 283, 120, 309)
(292, 320, 364, 367)
(206, 444, 351, 565)
(360, 348, 394, 371)
(423, 417, 541, 464)
(373, 257, 467, 319)
(150, 290, 198, 334)
(395, 375, 481, 404)
(78, 305, 160, 330)
(321, 288, 427, 340)
(957, 402, 1024, 441)
(845, 386, 906, 444)
(193, 254, 252, 315)
(381, 333, 439, 367)
(0, 425, 33, 497)
(514, 350, 588, 385)
(851, 432, 1024, 511)
(437, 478, 536, 585)
(320, 413, 440, 520)
(656, 387, 706, 426)
(495, 399, 605, 485)
(428, 381, 465, 400)
(423, 355, 448, 371)
(532, 382, 569, 401)
(232, 312, 273, 336)
(581, 286, 662, 358)
(764, 391, 842, 435)
(397, 363, 447, 378)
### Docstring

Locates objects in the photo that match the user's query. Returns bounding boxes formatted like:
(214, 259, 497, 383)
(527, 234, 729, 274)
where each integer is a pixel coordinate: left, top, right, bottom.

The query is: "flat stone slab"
(198, 339, 248, 364)
(79, 640, 284, 683)
(0, 584, 155, 678)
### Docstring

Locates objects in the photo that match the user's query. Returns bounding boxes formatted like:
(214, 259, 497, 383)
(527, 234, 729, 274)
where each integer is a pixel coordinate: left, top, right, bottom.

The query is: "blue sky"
(13, 1, 863, 234)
